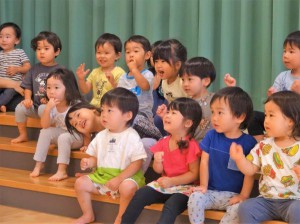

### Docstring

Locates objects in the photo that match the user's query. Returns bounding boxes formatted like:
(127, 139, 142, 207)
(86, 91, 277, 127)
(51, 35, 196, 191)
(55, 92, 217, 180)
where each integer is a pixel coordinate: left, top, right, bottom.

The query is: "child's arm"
(157, 158, 200, 188)
(224, 73, 236, 87)
(230, 142, 259, 175)
(106, 159, 143, 191)
(40, 98, 60, 128)
(76, 63, 92, 94)
(127, 60, 150, 91)
(229, 175, 254, 205)
(80, 156, 97, 170)
(22, 89, 33, 109)
(152, 152, 164, 174)
(156, 104, 167, 119)
(105, 72, 117, 88)
(6, 62, 31, 76)
(153, 75, 162, 90)
(80, 134, 92, 152)
(291, 80, 300, 94)
(198, 151, 209, 192)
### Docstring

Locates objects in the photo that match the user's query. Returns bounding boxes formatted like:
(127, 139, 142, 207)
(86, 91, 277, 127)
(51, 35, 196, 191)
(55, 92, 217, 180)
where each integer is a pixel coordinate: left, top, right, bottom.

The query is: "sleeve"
(85, 134, 99, 157)
(150, 137, 166, 154)
(19, 49, 30, 64)
(130, 138, 147, 162)
(143, 70, 154, 87)
(117, 73, 126, 88)
(199, 130, 213, 154)
(113, 67, 126, 84)
(86, 68, 96, 83)
(246, 143, 261, 167)
(272, 72, 285, 91)
(20, 68, 34, 90)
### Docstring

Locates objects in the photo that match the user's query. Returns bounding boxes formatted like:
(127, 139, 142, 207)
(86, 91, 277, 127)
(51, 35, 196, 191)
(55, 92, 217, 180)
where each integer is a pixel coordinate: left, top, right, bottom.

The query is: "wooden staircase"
(0, 112, 287, 224)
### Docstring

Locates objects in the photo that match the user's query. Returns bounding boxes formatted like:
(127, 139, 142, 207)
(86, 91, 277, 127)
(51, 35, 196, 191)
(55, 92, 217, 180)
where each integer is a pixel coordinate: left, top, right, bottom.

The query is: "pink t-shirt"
(150, 136, 201, 177)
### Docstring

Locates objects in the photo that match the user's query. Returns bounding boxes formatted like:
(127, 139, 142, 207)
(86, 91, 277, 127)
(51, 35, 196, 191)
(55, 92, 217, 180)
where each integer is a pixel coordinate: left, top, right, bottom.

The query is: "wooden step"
(0, 167, 287, 224)
(0, 112, 41, 128)
(0, 136, 87, 159)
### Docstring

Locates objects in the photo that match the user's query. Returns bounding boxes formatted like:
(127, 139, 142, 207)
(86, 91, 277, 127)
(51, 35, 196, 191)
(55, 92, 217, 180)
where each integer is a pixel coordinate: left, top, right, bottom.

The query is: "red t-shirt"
(150, 136, 201, 177)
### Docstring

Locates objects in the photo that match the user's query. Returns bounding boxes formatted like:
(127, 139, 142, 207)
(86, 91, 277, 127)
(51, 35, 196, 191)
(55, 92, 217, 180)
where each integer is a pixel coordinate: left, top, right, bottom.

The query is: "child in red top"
(122, 97, 202, 224)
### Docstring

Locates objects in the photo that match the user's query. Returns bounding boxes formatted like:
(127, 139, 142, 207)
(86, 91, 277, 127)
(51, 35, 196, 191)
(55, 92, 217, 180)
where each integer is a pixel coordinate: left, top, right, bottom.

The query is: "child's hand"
(292, 165, 300, 180)
(267, 86, 277, 96)
(224, 73, 236, 87)
(229, 194, 247, 205)
(291, 80, 300, 94)
(22, 98, 33, 109)
(80, 145, 88, 152)
(156, 104, 167, 118)
(76, 63, 90, 80)
(46, 98, 60, 110)
(80, 158, 90, 170)
(106, 176, 122, 191)
(154, 152, 164, 163)
(105, 72, 116, 86)
(187, 185, 207, 194)
(40, 98, 48, 104)
(230, 142, 245, 161)
(157, 177, 172, 188)
(127, 59, 138, 72)
(6, 66, 19, 76)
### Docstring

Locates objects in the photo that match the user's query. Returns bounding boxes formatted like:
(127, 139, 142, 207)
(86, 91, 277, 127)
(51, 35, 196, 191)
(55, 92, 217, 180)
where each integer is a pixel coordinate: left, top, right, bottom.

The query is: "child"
(153, 39, 187, 104)
(118, 35, 154, 120)
(230, 91, 300, 223)
(0, 22, 31, 112)
(268, 30, 300, 95)
(30, 68, 84, 181)
(73, 87, 147, 224)
(187, 87, 257, 224)
(122, 97, 202, 224)
(76, 33, 125, 107)
(11, 31, 62, 143)
(180, 56, 216, 142)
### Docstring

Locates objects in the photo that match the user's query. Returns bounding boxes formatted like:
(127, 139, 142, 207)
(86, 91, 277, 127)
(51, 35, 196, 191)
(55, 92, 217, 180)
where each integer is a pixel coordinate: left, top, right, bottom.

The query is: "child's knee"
(75, 176, 90, 191)
(119, 181, 138, 198)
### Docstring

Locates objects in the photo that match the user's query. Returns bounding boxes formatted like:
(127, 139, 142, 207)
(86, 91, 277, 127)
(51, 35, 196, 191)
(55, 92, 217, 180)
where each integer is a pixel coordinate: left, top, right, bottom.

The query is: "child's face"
(36, 40, 60, 66)
(155, 59, 178, 81)
(125, 41, 150, 71)
(100, 104, 131, 133)
(95, 42, 120, 70)
(163, 108, 186, 135)
(46, 77, 66, 104)
(210, 98, 242, 137)
(68, 108, 98, 135)
(0, 27, 20, 52)
(264, 101, 294, 138)
(282, 43, 300, 71)
(181, 73, 208, 99)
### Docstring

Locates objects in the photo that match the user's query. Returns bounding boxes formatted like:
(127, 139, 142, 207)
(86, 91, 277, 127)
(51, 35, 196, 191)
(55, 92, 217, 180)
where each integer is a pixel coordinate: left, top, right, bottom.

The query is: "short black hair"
(283, 30, 300, 49)
(0, 22, 21, 39)
(265, 91, 300, 139)
(101, 87, 139, 126)
(181, 57, 216, 87)
(211, 87, 253, 130)
(31, 31, 62, 53)
(124, 35, 151, 52)
(94, 33, 122, 53)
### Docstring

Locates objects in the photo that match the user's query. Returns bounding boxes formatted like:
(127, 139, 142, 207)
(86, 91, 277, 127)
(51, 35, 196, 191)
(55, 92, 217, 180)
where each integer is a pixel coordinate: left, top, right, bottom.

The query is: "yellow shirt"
(87, 66, 125, 107)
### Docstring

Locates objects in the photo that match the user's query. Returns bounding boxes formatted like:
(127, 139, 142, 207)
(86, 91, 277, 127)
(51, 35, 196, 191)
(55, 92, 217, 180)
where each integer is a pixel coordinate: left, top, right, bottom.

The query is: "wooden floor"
(0, 205, 77, 223)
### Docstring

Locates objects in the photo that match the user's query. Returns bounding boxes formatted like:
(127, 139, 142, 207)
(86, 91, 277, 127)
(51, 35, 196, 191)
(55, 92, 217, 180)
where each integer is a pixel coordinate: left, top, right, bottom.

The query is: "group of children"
(0, 21, 299, 224)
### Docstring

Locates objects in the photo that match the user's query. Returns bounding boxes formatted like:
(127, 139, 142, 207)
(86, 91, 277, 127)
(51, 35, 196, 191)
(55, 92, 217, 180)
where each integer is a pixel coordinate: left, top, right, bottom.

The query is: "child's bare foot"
(0, 105, 6, 112)
(30, 162, 44, 177)
(48, 171, 68, 181)
(72, 215, 94, 224)
(11, 135, 28, 143)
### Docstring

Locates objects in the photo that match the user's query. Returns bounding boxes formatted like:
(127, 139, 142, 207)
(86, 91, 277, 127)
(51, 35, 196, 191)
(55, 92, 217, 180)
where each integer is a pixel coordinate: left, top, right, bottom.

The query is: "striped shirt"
(0, 49, 30, 81)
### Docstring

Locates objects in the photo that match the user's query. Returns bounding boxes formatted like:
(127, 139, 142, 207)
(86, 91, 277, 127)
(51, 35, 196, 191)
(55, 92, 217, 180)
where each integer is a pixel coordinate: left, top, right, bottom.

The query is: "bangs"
(153, 45, 172, 64)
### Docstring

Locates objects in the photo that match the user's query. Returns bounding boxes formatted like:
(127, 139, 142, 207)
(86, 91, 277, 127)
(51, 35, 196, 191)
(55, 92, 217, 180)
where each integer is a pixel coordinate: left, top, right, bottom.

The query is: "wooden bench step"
(0, 167, 287, 224)
(0, 112, 41, 128)
(0, 136, 87, 159)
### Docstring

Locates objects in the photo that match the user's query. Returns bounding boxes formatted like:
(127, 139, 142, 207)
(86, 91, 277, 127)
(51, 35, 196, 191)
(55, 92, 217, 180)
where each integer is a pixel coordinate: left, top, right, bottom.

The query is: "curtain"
(1, 0, 299, 110)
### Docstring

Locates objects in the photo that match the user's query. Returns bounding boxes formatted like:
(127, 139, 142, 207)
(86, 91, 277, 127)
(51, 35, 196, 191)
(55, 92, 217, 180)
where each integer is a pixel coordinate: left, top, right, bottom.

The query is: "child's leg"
(49, 132, 83, 181)
(158, 193, 189, 224)
(31, 127, 64, 177)
(188, 191, 212, 224)
(238, 197, 278, 223)
(74, 175, 99, 224)
(11, 103, 38, 143)
(0, 88, 17, 109)
(277, 199, 300, 223)
(115, 179, 139, 224)
(0, 105, 6, 112)
(121, 186, 168, 224)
